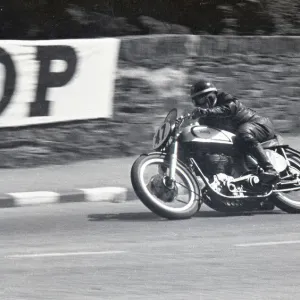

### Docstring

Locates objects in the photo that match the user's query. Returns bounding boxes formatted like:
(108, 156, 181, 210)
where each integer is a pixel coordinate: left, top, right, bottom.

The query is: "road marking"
(235, 240, 300, 247)
(6, 251, 127, 258)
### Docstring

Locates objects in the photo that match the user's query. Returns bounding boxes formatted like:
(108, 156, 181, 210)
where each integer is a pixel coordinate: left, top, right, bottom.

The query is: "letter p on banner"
(0, 38, 120, 127)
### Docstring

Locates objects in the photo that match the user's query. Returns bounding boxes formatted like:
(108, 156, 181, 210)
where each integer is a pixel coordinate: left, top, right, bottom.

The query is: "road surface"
(1, 201, 300, 300)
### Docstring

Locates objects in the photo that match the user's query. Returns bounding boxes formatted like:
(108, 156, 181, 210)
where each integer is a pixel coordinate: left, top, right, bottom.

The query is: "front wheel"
(130, 153, 201, 220)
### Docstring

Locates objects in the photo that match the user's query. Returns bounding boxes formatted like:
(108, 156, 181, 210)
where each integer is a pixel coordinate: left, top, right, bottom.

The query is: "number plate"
(153, 122, 171, 150)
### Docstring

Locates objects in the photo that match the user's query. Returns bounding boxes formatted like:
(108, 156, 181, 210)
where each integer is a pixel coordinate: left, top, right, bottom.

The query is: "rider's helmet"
(190, 79, 218, 108)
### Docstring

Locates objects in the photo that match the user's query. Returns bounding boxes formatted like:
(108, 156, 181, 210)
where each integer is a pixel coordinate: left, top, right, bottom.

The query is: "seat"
(261, 134, 287, 149)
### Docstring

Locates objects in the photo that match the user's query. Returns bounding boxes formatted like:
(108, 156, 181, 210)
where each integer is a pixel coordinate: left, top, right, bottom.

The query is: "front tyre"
(131, 153, 201, 220)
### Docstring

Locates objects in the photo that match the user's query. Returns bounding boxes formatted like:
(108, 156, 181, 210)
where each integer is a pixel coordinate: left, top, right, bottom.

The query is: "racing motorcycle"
(130, 108, 300, 219)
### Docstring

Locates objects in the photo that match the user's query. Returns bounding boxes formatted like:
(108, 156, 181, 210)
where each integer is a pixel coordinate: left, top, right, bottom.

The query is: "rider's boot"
(249, 143, 279, 184)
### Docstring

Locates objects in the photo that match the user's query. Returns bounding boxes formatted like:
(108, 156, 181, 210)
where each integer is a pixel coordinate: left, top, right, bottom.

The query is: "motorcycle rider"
(190, 79, 279, 184)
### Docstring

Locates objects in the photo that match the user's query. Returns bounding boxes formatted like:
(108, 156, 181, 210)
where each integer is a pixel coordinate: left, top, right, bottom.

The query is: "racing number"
(154, 129, 160, 146)
(153, 122, 171, 150)
(155, 123, 167, 145)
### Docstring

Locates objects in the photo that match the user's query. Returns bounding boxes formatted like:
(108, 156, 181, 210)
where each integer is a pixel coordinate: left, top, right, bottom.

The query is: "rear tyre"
(270, 156, 300, 213)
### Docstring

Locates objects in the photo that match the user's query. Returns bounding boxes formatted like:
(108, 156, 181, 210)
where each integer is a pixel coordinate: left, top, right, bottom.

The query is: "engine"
(210, 173, 245, 197)
(195, 152, 233, 177)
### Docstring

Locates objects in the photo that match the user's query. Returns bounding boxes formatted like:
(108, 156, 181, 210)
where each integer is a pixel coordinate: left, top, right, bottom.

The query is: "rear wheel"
(270, 155, 300, 213)
(131, 153, 201, 220)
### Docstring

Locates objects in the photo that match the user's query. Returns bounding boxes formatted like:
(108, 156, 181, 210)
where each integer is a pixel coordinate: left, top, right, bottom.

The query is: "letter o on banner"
(0, 48, 16, 115)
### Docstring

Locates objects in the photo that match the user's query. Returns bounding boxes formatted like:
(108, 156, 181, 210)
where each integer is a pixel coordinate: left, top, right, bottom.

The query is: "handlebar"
(176, 113, 192, 123)
(174, 113, 192, 130)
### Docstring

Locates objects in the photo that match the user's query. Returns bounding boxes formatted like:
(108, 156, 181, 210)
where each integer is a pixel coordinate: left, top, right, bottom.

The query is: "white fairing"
(266, 150, 288, 173)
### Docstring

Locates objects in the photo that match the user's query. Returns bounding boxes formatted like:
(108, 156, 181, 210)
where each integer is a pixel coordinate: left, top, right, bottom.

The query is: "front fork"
(165, 139, 178, 189)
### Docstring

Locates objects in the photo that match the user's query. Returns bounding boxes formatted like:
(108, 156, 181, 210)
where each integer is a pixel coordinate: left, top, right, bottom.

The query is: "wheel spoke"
(176, 198, 189, 204)
(176, 181, 200, 197)
(176, 182, 190, 190)
(139, 157, 198, 213)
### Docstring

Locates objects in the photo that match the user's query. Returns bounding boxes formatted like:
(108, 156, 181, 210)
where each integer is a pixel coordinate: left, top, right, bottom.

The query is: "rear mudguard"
(285, 146, 300, 157)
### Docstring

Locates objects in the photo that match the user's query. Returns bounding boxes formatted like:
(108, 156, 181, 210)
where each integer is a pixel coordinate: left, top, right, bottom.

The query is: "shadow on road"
(195, 210, 283, 218)
(88, 209, 283, 222)
(88, 212, 163, 222)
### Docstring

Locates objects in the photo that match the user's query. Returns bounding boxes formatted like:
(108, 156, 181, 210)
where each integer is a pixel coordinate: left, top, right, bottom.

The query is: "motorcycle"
(130, 108, 300, 219)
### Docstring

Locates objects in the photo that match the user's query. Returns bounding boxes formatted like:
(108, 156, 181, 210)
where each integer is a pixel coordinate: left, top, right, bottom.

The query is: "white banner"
(0, 38, 120, 127)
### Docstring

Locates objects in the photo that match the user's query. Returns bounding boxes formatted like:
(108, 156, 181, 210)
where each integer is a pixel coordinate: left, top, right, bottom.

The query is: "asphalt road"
(1, 201, 300, 300)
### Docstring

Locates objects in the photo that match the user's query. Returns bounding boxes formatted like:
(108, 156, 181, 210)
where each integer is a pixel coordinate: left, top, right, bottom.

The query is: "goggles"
(192, 92, 216, 107)
(192, 94, 208, 106)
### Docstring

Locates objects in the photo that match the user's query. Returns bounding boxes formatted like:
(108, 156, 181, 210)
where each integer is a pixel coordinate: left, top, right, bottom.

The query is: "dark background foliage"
(1, 0, 299, 40)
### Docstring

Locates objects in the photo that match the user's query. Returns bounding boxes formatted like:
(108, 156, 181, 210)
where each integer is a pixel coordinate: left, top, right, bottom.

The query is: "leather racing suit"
(193, 91, 278, 182)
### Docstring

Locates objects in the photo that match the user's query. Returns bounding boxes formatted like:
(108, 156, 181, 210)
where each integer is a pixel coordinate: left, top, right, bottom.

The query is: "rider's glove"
(191, 108, 208, 119)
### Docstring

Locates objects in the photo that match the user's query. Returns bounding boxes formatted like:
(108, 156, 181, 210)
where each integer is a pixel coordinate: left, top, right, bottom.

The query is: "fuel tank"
(179, 123, 236, 155)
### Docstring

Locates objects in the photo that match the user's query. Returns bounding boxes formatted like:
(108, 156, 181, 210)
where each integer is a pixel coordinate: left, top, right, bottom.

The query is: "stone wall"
(0, 35, 300, 168)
